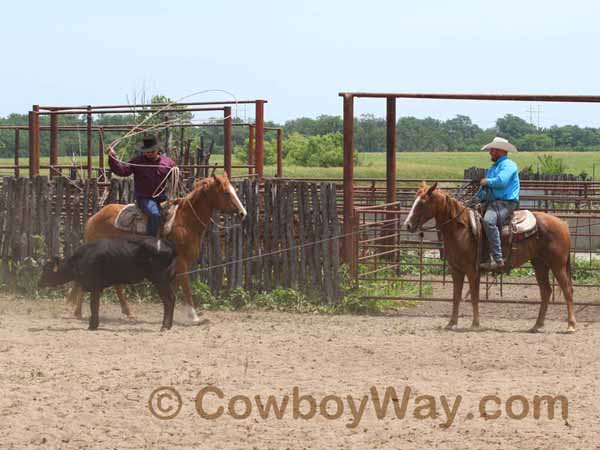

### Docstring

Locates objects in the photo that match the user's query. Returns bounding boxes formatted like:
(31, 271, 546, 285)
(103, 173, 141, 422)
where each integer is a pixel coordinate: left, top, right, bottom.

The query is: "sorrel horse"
(403, 182, 576, 333)
(67, 174, 247, 323)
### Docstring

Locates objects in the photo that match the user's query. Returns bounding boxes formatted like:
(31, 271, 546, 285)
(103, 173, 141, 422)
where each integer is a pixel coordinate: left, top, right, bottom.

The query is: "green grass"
(257, 151, 600, 180)
(3, 151, 599, 180)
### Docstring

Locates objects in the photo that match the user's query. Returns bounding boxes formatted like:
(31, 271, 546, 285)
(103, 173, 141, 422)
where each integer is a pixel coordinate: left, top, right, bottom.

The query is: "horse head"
(403, 182, 440, 232)
(195, 174, 247, 220)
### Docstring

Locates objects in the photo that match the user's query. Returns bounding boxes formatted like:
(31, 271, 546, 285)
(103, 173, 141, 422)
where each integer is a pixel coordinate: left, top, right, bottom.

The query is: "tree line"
(283, 113, 600, 152)
(2, 107, 600, 159)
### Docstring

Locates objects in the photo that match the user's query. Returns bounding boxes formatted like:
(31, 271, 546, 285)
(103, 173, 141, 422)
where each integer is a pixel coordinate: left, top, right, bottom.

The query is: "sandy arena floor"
(1, 293, 599, 450)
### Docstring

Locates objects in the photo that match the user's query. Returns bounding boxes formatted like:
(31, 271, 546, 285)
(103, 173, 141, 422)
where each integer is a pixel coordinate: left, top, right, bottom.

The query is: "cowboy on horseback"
(107, 135, 177, 237)
(472, 137, 520, 271)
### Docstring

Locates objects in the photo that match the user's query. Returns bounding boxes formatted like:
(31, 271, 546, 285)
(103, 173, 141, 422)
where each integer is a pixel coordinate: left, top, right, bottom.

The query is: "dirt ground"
(1, 289, 600, 450)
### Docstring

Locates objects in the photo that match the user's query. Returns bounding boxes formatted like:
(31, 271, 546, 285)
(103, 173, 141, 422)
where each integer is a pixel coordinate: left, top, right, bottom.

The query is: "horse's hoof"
(445, 323, 457, 331)
(470, 323, 481, 330)
(529, 326, 544, 333)
(566, 325, 576, 334)
(186, 305, 201, 323)
(126, 314, 136, 321)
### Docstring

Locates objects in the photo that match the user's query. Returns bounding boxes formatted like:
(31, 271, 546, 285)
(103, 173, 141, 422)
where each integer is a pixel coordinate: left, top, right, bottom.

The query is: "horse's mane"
(183, 176, 215, 203)
(445, 191, 470, 226)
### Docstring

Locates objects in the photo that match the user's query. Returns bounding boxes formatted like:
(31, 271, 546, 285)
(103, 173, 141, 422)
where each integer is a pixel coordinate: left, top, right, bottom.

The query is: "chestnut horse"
(67, 174, 247, 323)
(403, 182, 576, 333)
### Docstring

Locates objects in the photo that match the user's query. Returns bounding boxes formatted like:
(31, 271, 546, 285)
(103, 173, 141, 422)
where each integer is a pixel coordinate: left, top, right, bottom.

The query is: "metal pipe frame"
(37, 100, 266, 111)
(339, 92, 600, 102)
(23, 99, 269, 178)
(340, 91, 600, 284)
(255, 100, 265, 179)
(37, 107, 226, 115)
(223, 106, 232, 177)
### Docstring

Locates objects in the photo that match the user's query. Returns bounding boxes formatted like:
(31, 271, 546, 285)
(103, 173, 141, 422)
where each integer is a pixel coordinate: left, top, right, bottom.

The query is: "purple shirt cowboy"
(108, 135, 176, 236)
(108, 152, 176, 198)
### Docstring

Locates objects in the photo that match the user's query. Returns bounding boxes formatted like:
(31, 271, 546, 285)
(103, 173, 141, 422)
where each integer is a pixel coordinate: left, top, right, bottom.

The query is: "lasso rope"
(109, 89, 240, 160)
(103, 89, 240, 201)
(176, 227, 362, 277)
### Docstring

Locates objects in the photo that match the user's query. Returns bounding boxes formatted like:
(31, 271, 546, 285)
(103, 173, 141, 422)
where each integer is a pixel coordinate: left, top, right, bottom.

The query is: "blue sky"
(2, 0, 600, 128)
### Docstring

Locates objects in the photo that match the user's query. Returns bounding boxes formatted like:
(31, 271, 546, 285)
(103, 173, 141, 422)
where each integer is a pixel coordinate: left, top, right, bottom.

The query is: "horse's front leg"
(175, 260, 201, 323)
(446, 269, 465, 330)
(466, 271, 481, 329)
(67, 282, 84, 319)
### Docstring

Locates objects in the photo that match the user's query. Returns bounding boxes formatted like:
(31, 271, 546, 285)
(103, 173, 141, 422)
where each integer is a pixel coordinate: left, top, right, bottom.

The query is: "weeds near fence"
(190, 264, 422, 315)
(397, 252, 446, 276)
(6, 250, 422, 315)
(571, 254, 600, 283)
(497, 254, 600, 283)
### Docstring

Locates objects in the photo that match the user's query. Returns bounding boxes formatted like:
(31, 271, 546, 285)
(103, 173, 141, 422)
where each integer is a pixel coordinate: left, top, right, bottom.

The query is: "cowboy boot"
(480, 259, 505, 272)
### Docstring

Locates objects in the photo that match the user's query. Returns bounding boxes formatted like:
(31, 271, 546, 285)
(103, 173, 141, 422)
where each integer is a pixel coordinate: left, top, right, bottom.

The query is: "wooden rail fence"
(0, 177, 341, 302)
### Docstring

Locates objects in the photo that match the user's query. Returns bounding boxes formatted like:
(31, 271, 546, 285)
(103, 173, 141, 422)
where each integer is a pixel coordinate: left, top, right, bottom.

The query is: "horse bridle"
(184, 187, 242, 231)
(418, 202, 470, 231)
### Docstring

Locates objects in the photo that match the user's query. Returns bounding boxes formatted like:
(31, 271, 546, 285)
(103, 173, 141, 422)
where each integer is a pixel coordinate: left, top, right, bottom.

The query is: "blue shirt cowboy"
(473, 137, 520, 272)
(474, 155, 520, 203)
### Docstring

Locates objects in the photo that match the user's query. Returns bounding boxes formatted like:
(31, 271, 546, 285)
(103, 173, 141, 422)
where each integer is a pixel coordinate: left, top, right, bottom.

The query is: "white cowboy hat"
(481, 137, 518, 153)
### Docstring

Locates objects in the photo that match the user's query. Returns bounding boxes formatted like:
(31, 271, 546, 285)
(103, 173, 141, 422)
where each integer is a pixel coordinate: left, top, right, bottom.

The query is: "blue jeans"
(482, 200, 518, 262)
(137, 194, 167, 237)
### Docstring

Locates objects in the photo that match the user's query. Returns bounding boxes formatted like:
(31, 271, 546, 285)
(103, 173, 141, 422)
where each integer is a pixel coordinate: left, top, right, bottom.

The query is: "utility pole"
(527, 104, 536, 128)
(526, 104, 543, 129)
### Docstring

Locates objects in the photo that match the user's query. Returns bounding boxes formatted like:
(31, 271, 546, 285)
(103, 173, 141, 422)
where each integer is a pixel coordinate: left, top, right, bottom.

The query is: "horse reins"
(419, 202, 470, 231)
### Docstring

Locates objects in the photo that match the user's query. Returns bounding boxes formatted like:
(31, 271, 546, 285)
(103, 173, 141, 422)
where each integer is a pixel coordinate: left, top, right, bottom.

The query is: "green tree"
(355, 114, 386, 152)
(516, 133, 552, 151)
(285, 132, 355, 167)
(443, 115, 482, 150)
(496, 114, 537, 140)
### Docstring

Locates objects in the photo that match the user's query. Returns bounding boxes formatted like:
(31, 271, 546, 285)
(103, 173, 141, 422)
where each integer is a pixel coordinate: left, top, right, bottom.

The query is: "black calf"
(39, 236, 177, 331)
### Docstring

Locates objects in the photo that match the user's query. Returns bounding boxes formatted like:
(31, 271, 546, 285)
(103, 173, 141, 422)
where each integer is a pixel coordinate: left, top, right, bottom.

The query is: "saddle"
(114, 201, 179, 236)
(501, 210, 537, 240)
(469, 208, 538, 274)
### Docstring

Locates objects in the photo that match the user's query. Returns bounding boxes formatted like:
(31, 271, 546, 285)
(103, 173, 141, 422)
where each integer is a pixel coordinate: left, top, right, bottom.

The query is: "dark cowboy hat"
(136, 135, 162, 153)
